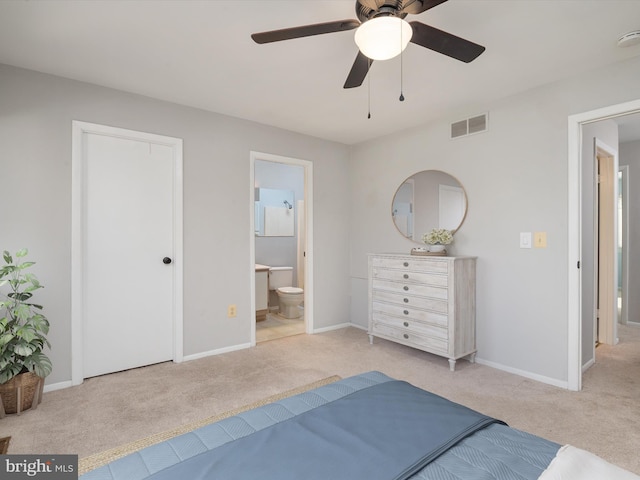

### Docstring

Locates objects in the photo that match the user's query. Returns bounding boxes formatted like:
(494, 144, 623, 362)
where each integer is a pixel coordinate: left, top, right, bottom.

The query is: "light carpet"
(3, 325, 639, 475)
(78, 375, 341, 475)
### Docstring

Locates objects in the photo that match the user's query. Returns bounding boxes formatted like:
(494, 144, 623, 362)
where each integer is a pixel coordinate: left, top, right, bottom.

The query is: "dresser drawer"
(372, 290, 448, 314)
(372, 278, 447, 299)
(372, 301, 448, 327)
(372, 322, 448, 354)
(372, 312, 448, 340)
(372, 267, 448, 287)
(372, 256, 448, 274)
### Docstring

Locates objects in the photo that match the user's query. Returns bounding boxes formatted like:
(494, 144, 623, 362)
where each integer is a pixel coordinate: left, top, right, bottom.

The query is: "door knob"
(163, 257, 172, 265)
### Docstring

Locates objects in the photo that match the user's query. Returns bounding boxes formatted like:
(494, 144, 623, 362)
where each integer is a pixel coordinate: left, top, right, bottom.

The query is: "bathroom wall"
(254, 160, 305, 287)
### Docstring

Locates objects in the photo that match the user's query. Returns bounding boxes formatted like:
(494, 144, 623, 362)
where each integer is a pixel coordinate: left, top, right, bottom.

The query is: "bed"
(80, 371, 639, 480)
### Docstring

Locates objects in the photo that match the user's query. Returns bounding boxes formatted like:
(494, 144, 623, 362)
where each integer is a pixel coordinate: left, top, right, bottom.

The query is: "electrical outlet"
(227, 304, 237, 318)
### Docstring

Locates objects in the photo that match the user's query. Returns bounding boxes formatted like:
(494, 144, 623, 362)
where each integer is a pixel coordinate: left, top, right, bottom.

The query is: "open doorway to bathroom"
(249, 152, 313, 345)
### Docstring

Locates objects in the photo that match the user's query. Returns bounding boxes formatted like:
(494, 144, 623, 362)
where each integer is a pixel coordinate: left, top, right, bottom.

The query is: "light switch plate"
(520, 232, 532, 249)
(534, 232, 547, 248)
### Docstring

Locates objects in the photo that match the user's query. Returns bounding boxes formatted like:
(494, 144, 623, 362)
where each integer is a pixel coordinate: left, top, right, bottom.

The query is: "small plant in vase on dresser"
(422, 229, 453, 254)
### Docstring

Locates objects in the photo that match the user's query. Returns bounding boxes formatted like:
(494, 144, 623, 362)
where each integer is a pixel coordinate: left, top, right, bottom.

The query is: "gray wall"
(620, 139, 640, 325)
(348, 56, 640, 385)
(4, 53, 640, 389)
(0, 63, 351, 386)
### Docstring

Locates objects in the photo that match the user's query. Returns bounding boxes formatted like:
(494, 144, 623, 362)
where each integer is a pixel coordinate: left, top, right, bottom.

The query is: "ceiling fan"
(251, 0, 485, 89)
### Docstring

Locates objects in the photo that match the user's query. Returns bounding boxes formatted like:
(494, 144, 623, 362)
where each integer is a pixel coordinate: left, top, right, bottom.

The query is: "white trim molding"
(182, 343, 252, 363)
(475, 358, 568, 390)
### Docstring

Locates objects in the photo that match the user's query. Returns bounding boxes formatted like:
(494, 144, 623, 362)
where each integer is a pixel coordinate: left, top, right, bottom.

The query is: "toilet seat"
(277, 287, 303, 295)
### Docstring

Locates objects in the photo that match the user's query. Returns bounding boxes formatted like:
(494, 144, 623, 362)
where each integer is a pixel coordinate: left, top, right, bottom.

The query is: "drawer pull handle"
(403, 334, 409, 339)
(403, 310, 409, 315)
(403, 274, 409, 279)
(403, 321, 409, 327)
(403, 262, 409, 267)
(403, 286, 409, 291)
(403, 298, 409, 303)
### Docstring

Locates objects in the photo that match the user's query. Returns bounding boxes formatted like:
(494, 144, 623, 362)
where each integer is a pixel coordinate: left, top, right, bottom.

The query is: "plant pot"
(0, 371, 44, 418)
(428, 244, 446, 253)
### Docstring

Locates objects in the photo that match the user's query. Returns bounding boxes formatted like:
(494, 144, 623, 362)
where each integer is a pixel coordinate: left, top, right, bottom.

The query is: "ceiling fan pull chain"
(367, 58, 372, 119)
(399, 54, 405, 101)
(399, 16, 405, 102)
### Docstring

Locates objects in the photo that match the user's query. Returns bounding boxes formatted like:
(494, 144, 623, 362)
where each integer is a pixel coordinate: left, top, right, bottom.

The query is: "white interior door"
(596, 144, 618, 346)
(439, 185, 465, 230)
(81, 130, 178, 378)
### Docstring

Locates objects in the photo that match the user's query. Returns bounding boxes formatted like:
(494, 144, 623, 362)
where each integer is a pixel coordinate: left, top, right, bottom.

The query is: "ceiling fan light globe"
(354, 17, 413, 61)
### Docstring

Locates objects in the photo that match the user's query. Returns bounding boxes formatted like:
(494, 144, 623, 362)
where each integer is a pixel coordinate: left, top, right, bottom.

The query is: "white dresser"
(368, 253, 477, 371)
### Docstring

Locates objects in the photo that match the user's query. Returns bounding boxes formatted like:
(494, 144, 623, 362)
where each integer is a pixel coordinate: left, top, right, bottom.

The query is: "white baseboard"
(475, 357, 569, 389)
(43, 380, 73, 393)
(582, 357, 596, 373)
(312, 323, 352, 334)
(348, 322, 368, 331)
(40, 324, 362, 393)
(182, 343, 251, 362)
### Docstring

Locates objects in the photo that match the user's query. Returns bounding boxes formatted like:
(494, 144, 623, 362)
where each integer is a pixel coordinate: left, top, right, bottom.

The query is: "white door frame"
(249, 151, 313, 346)
(71, 121, 184, 386)
(567, 99, 640, 391)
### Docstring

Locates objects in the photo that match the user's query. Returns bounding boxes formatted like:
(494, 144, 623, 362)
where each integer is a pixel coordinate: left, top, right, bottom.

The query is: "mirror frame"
(391, 170, 468, 244)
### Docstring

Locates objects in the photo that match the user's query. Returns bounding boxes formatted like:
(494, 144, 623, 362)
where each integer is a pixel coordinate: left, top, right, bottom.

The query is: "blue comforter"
(146, 380, 504, 480)
(81, 372, 560, 480)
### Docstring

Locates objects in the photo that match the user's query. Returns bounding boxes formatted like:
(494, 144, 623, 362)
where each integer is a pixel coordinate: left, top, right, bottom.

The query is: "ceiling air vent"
(450, 113, 488, 139)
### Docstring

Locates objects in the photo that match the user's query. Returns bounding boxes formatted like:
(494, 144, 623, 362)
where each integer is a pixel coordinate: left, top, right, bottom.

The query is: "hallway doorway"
(568, 99, 640, 391)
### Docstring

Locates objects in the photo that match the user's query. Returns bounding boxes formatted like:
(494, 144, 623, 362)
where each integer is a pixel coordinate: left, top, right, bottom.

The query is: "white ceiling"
(1, 0, 640, 145)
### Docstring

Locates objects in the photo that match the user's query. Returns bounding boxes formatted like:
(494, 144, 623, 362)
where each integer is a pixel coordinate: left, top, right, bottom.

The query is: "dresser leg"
(469, 352, 476, 364)
(448, 358, 456, 372)
(368, 334, 374, 345)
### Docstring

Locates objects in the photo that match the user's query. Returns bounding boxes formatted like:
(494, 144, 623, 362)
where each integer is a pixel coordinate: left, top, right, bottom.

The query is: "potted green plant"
(0, 249, 52, 416)
(422, 228, 453, 253)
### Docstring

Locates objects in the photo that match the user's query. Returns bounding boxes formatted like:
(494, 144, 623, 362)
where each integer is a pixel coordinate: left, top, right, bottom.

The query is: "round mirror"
(391, 170, 467, 243)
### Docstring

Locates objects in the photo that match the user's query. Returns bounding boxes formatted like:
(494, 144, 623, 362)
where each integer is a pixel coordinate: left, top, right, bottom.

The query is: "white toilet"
(268, 266, 304, 319)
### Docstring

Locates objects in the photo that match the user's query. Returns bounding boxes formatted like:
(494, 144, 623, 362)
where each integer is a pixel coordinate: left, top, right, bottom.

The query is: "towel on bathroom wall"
(264, 206, 294, 236)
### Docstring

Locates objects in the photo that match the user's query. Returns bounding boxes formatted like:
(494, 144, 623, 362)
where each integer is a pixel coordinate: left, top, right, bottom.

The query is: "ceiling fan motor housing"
(357, 3, 409, 22)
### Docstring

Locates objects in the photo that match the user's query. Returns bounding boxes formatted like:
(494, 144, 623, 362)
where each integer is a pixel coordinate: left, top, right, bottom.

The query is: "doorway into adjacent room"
(249, 152, 313, 345)
(568, 100, 640, 391)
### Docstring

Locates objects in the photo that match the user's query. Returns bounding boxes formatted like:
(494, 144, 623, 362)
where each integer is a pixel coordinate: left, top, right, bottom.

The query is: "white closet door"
(83, 132, 175, 378)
